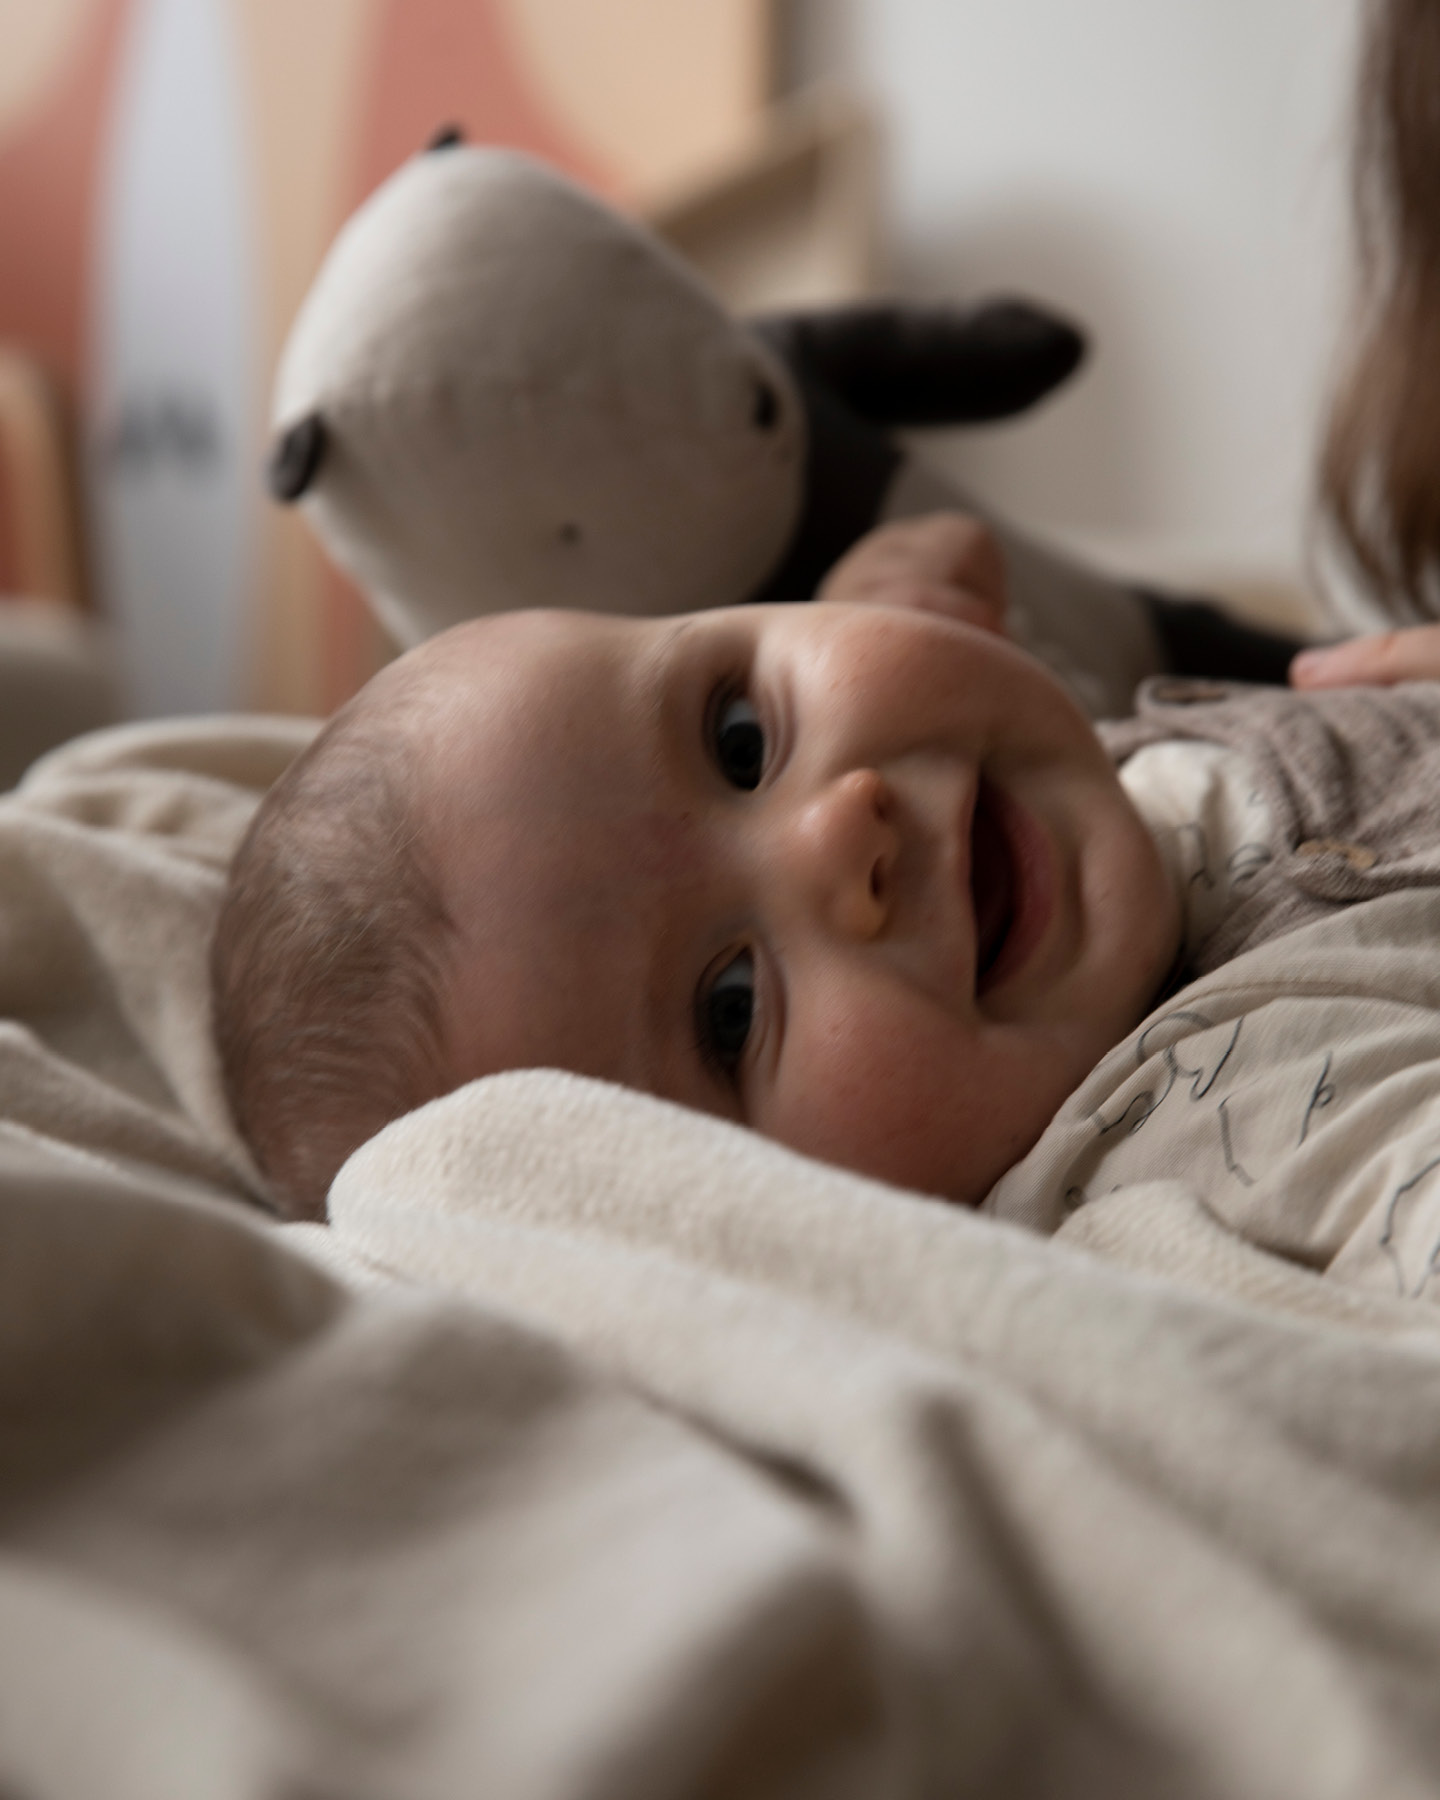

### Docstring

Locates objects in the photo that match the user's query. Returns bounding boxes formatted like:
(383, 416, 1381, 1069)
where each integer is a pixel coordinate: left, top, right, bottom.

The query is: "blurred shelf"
(643, 86, 882, 314)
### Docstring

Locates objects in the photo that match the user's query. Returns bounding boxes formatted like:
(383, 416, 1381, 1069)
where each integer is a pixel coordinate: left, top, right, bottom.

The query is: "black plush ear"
(750, 300, 1086, 428)
(266, 414, 327, 502)
(425, 123, 465, 152)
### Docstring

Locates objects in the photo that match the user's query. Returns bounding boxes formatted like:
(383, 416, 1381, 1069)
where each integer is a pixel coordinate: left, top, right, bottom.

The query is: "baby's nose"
(783, 768, 896, 939)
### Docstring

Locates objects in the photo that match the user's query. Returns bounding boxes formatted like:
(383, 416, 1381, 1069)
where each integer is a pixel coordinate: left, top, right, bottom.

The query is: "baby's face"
(416, 600, 1178, 1205)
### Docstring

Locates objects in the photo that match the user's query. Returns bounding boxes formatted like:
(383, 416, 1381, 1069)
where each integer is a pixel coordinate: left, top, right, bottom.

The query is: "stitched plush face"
(272, 147, 804, 647)
(407, 601, 1179, 1205)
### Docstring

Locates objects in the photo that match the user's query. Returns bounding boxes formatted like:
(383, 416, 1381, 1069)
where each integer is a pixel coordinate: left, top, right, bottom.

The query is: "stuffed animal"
(268, 139, 1302, 717)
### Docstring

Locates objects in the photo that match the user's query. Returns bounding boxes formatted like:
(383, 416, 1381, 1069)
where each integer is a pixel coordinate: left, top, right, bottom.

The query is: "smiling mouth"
(970, 778, 1017, 991)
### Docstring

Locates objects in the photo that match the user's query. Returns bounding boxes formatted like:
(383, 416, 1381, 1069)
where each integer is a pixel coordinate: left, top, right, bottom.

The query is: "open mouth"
(969, 778, 1017, 992)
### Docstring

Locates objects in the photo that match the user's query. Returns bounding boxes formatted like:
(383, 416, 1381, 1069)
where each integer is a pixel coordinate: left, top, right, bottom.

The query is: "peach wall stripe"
(347, 0, 618, 210)
(231, 0, 384, 713)
(0, 0, 100, 137)
(499, 0, 768, 206)
(0, 0, 131, 395)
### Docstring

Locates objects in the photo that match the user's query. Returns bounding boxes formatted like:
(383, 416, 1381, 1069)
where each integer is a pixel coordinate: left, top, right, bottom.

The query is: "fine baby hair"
(211, 657, 457, 1212)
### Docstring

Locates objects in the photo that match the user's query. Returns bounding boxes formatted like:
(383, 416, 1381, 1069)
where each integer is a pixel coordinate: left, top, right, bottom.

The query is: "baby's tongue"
(970, 784, 1014, 978)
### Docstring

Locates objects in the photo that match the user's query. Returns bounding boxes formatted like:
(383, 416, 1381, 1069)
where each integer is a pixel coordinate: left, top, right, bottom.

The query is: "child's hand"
(1290, 625, 1440, 689)
(817, 513, 1008, 635)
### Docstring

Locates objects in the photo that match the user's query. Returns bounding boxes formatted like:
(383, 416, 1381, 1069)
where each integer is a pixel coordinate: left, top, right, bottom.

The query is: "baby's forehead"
(401, 611, 668, 835)
(409, 608, 652, 712)
(419, 627, 706, 1103)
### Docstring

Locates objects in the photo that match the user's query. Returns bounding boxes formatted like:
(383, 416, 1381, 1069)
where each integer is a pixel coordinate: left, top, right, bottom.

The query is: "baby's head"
(213, 594, 1180, 1218)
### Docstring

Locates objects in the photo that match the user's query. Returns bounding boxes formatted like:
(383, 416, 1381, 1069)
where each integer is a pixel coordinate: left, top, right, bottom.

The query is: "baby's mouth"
(970, 778, 1017, 992)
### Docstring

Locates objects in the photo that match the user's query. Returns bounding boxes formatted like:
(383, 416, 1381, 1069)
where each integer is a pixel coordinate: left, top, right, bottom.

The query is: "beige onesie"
(986, 677, 1440, 1306)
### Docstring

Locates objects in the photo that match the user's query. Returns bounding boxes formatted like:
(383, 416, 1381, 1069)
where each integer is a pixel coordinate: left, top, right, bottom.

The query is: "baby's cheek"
(760, 989, 1029, 1204)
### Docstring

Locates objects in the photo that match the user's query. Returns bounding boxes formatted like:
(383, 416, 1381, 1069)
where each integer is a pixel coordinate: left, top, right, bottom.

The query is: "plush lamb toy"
(268, 138, 1300, 718)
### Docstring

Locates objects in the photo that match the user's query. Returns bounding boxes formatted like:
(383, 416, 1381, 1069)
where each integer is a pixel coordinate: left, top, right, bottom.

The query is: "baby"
(214, 514, 1185, 1219)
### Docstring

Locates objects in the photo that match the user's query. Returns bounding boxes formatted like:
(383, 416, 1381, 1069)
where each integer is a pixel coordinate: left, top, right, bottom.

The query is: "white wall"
(788, 0, 1363, 615)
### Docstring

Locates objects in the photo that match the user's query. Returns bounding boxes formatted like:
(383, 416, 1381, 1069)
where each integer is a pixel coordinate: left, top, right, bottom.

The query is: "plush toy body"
(271, 144, 1300, 718)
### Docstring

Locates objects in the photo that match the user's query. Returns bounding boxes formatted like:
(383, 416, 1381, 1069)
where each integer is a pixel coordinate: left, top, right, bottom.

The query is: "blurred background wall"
(0, 0, 1361, 721)
(791, 0, 1360, 625)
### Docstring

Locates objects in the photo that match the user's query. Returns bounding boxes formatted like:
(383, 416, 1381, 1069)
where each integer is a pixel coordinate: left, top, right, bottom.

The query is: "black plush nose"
(266, 413, 327, 502)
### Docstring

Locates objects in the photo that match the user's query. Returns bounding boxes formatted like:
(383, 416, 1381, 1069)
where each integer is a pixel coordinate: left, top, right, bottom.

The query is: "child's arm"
(816, 512, 1007, 636)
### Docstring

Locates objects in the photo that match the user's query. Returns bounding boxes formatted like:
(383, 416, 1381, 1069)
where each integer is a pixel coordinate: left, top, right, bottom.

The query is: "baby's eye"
(699, 950, 755, 1075)
(713, 692, 765, 791)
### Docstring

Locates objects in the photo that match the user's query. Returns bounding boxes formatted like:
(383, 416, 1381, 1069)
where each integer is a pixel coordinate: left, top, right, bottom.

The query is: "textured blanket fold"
(319, 1071, 1440, 1799)
(0, 714, 314, 1206)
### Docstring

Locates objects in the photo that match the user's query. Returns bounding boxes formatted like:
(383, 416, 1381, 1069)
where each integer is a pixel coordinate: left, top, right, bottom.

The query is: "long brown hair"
(1322, 0, 1440, 617)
